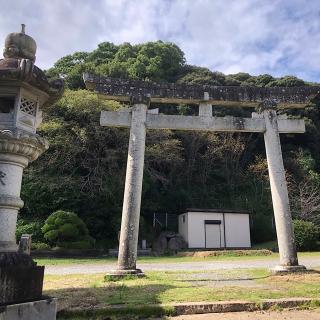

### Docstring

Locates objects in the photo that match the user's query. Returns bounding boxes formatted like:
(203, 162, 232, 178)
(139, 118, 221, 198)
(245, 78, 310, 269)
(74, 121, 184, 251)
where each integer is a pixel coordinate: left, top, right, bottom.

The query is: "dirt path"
(45, 256, 320, 275)
(168, 309, 320, 320)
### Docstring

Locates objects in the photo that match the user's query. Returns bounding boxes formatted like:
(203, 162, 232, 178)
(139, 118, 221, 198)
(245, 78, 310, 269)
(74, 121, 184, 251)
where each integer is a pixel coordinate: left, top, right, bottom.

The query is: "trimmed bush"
(293, 219, 320, 251)
(42, 210, 95, 249)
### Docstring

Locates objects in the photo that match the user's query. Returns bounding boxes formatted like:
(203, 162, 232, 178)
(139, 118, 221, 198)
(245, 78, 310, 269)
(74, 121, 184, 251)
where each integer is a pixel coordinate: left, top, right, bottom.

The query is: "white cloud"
(0, 0, 319, 81)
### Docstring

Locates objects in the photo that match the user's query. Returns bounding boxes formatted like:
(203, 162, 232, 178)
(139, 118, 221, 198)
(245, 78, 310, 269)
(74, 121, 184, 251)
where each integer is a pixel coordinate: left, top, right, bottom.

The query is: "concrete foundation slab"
(271, 265, 307, 274)
(105, 268, 145, 280)
(0, 297, 57, 320)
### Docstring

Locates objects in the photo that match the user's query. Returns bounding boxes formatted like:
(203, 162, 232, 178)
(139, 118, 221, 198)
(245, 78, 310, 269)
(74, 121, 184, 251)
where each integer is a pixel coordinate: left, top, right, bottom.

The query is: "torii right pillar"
(262, 100, 306, 273)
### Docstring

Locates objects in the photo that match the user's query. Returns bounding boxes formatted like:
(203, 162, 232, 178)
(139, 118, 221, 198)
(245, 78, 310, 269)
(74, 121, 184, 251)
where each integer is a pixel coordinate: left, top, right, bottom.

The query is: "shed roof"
(184, 208, 251, 215)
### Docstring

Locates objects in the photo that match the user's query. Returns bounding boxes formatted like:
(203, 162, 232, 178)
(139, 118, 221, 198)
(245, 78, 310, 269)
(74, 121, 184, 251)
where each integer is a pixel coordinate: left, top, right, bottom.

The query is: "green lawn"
(44, 268, 320, 319)
(35, 251, 320, 266)
(36, 255, 272, 266)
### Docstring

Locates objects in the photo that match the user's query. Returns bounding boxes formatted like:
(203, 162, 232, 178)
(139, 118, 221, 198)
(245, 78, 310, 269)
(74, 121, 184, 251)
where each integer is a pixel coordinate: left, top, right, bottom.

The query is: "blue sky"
(1, 0, 320, 82)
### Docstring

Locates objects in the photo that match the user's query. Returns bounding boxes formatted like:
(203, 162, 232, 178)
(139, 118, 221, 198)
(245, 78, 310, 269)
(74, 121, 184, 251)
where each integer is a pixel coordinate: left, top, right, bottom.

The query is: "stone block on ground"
(0, 252, 44, 305)
(153, 232, 187, 254)
(153, 234, 168, 255)
(168, 235, 187, 251)
(0, 297, 57, 320)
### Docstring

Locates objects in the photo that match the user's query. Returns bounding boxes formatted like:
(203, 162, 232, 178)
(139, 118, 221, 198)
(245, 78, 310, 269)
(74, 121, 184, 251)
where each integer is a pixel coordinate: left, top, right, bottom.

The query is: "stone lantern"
(0, 25, 63, 318)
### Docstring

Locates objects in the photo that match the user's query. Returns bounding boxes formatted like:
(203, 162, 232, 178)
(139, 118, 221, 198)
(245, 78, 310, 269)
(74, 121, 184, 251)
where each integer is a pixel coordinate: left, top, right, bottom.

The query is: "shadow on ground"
(48, 283, 175, 320)
(46, 269, 320, 319)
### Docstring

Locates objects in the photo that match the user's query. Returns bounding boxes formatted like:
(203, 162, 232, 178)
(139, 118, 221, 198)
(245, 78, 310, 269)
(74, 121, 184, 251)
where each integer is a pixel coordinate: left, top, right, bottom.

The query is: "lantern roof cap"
(0, 25, 64, 108)
(3, 24, 37, 62)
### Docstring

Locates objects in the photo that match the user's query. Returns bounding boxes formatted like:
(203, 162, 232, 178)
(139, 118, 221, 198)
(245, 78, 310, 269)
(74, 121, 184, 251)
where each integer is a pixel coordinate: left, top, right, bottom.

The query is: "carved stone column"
(0, 131, 47, 253)
(107, 96, 149, 278)
(261, 100, 306, 273)
(117, 103, 147, 275)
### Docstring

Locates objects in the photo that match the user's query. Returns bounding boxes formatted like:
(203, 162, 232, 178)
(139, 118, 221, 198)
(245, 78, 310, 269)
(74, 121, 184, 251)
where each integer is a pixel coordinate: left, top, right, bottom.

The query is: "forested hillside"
(20, 41, 320, 247)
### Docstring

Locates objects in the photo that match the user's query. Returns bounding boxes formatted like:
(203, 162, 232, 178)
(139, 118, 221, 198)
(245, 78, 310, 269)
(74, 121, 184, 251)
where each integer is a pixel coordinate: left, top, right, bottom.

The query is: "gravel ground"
(44, 256, 320, 275)
(167, 309, 320, 320)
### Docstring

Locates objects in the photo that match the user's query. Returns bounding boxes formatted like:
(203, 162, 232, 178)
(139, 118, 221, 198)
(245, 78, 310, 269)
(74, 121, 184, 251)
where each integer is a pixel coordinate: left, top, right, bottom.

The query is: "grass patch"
(104, 274, 140, 282)
(58, 304, 175, 319)
(44, 268, 320, 317)
(35, 251, 320, 266)
(35, 257, 116, 265)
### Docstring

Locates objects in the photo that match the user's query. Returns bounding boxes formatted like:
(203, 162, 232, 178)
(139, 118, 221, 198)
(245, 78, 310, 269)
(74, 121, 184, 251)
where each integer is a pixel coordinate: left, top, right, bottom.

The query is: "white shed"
(178, 208, 251, 249)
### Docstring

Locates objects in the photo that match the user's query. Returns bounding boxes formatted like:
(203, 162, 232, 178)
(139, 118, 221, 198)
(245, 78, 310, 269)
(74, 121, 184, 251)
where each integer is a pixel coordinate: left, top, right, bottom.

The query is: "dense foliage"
(18, 40, 320, 248)
(42, 210, 94, 249)
(16, 219, 44, 243)
(293, 220, 320, 251)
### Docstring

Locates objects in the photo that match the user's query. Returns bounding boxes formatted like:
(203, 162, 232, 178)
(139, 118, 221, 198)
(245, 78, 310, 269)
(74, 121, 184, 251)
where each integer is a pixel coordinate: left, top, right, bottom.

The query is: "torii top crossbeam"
(83, 73, 320, 108)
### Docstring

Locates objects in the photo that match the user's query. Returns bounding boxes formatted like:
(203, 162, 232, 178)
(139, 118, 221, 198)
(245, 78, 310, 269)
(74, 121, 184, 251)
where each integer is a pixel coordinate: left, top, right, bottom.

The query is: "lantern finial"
(3, 24, 37, 62)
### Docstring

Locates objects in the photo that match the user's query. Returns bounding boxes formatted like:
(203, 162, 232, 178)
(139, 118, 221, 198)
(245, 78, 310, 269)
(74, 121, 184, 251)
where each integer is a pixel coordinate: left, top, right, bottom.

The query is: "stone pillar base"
(0, 297, 57, 320)
(271, 265, 307, 274)
(105, 268, 145, 280)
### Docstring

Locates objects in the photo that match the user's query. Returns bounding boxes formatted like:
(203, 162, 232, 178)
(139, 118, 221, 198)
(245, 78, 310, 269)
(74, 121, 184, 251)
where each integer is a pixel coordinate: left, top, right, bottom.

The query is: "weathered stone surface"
(153, 233, 168, 255)
(0, 131, 48, 162)
(174, 301, 257, 315)
(172, 298, 319, 315)
(130, 94, 151, 106)
(0, 254, 42, 306)
(101, 110, 305, 133)
(0, 252, 35, 268)
(105, 268, 145, 279)
(18, 235, 32, 255)
(153, 232, 187, 254)
(0, 297, 57, 320)
(0, 59, 64, 108)
(0, 25, 64, 108)
(117, 104, 147, 271)
(263, 108, 303, 268)
(0, 135, 48, 252)
(168, 235, 187, 252)
(4, 24, 36, 62)
(0, 264, 44, 304)
(84, 73, 320, 107)
(271, 265, 306, 273)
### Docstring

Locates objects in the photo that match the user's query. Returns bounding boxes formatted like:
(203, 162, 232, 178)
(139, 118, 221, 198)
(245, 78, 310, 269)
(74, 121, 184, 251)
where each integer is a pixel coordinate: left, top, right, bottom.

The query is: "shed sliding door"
(204, 220, 222, 248)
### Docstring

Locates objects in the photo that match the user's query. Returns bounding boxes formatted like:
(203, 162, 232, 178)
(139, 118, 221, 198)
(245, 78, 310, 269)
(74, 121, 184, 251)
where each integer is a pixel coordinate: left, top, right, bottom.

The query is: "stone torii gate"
(84, 74, 320, 276)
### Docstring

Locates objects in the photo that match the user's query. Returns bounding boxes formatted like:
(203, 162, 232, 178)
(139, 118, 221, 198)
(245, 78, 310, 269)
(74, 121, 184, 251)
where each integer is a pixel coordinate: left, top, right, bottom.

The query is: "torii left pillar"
(108, 98, 149, 277)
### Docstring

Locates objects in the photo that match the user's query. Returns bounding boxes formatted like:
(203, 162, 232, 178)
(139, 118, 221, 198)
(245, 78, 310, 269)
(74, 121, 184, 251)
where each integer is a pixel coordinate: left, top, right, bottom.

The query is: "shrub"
(16, 219, 44, 243)
(293, 219, 320, 251)
(31, 242, 51, 250)
(42, 210, 95, 249)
